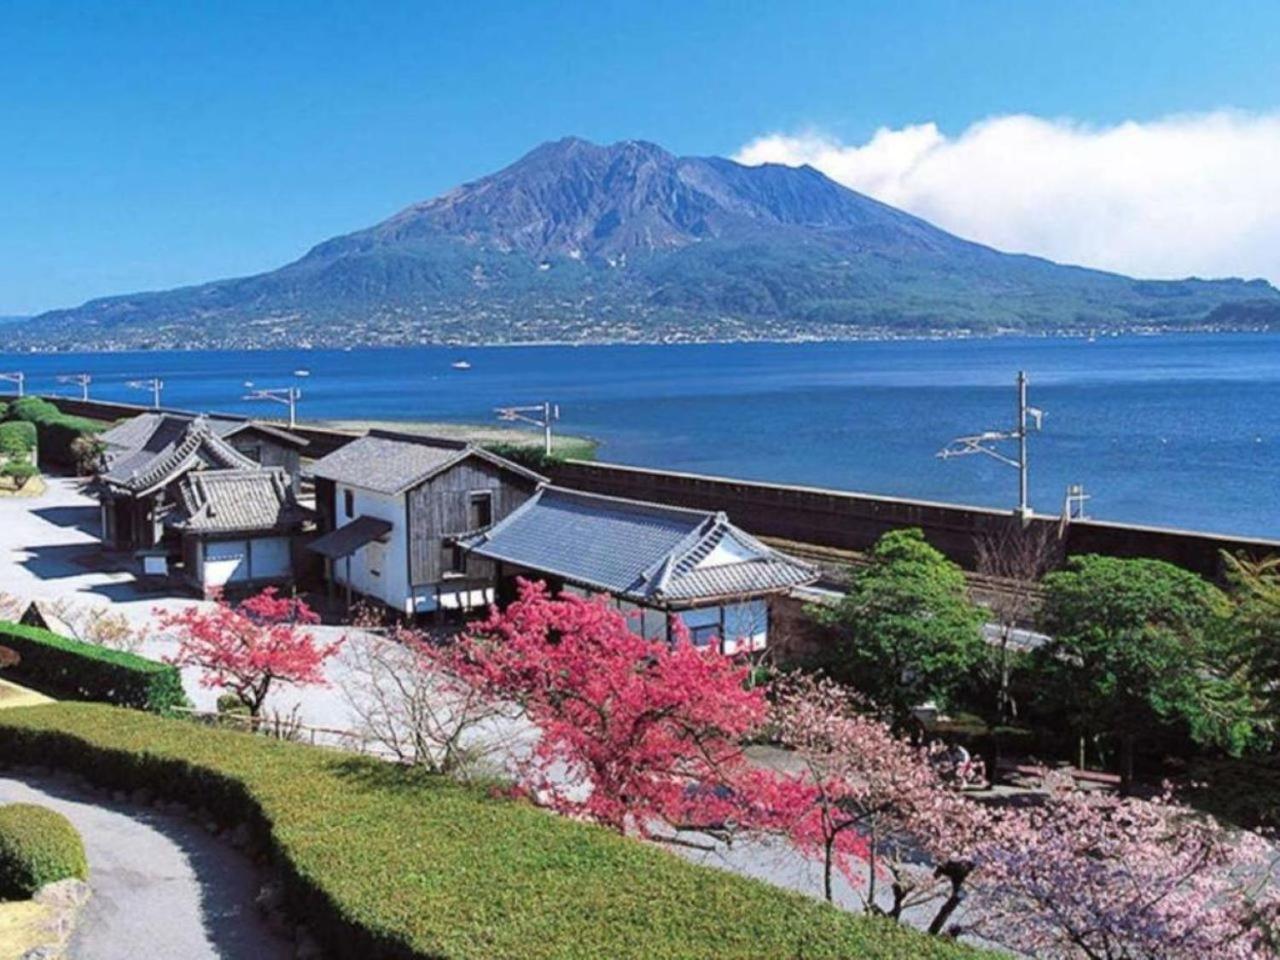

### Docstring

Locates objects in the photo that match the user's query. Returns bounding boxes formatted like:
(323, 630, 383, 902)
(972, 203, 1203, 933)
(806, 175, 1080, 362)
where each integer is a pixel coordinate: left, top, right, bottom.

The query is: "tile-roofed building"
(160, 467, 313, 596)
(168, 468, 309, 534)
(94, 414, 314, 599)
(99, 417, 256, 496)
(459, 486, 817, 651)
(461, 486, 816, 605)
(100, 412, 307, 492)
(309, 430, 542, 495)
(307, 430, 544, 615)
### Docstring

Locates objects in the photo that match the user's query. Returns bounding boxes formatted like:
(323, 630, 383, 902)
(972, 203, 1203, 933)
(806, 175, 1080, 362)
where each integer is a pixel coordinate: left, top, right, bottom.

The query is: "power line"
(126, 377, 164, 409)
(55, 371, 91, 401)
(242, 370, 309, 428)
(936, 371, 1044, 520)
(496, 401, 560, 456)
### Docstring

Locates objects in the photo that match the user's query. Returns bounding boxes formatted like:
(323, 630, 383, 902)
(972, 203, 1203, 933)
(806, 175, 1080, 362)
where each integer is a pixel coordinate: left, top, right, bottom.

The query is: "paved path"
(0, 771, 292, 960)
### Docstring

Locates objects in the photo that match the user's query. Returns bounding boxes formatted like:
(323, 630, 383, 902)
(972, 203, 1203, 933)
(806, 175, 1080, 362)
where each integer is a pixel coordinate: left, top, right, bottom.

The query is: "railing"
(170, 705, 387, 757)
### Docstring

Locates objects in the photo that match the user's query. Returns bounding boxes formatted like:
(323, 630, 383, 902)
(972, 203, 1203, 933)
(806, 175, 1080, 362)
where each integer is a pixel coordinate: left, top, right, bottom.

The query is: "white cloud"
(734, 112, 1280, 284)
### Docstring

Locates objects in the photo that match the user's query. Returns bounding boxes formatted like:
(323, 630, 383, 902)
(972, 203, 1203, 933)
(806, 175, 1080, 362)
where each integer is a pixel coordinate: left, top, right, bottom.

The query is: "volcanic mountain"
(21, 137, 1280, 349)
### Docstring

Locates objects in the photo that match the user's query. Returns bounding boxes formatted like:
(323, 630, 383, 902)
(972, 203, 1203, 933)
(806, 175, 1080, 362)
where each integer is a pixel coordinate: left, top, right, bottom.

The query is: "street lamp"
(56, 373, 91, 401)
(127, 377, 164, 409)
(936, 371, 1045, 521)
(242, 370, 309, 428)
(496, 401, 561, 456)
(0, 372, 22, 397)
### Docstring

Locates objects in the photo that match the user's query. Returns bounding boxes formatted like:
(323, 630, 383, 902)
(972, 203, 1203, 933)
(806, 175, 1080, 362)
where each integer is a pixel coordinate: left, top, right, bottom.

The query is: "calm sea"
(2, 334, 1277, 539)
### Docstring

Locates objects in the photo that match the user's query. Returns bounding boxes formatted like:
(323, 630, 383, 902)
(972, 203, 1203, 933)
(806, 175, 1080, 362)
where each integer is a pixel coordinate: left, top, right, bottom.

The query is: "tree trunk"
(1119, 730, 1135, 796)
(823, 834, 835, 903)
(927, 863, 970, 936)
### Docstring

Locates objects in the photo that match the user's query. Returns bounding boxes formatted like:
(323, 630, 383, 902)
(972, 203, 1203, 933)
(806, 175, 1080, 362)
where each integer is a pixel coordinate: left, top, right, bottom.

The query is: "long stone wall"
(548, 460, 1278, 580)
(21, 393, 1276, 579)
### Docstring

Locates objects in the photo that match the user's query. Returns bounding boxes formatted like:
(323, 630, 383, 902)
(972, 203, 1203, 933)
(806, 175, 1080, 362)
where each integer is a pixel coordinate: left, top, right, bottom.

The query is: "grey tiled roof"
(167, 468, 310, 534)
(306, 515, 394, 559)
(100, 412, 307, 453)
(460, 486, 816, 605)
(100, 417, 257, 494)
(308, 430, 543, 495)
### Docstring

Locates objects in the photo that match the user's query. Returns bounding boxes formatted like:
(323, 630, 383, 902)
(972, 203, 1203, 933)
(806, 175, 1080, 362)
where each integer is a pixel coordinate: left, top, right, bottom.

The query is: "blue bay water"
(2, 334, 1277, 539)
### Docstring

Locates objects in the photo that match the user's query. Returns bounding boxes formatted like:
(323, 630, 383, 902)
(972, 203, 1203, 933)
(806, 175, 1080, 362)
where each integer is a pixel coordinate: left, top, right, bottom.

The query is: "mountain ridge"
(17, 137, 1280, 350)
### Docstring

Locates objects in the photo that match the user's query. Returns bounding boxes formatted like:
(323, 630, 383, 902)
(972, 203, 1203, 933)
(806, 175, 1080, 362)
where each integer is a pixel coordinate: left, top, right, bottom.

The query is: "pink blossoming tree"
(158, 588, 341, 717)
(963, 774, 1280, 960)
(769, 675, 997, 931)
(454, 579, 771, 838)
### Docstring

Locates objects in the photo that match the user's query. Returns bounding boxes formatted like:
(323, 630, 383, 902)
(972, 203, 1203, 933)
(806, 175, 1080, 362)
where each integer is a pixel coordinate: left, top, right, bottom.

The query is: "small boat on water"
(451, 360, 472, 370)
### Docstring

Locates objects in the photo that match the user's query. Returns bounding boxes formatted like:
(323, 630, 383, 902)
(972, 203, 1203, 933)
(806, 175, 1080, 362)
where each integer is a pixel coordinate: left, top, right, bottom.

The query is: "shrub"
(0, 421, 36, 459)
(0, 703, 988, 960)
(1, 461, 38, 490)
(0, 803, 88, 899)
(7, 397, 104, 468)
(0, 622, 185, 713)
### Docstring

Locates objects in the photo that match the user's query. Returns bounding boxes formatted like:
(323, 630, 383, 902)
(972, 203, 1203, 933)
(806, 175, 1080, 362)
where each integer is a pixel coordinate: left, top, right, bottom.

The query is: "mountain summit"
(313, 136, 957, 262)
(22, 138, 1279, 349)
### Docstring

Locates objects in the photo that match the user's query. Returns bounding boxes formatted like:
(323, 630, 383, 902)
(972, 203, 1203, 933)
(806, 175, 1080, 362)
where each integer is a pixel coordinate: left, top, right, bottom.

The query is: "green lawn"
(0, 703, 991, 960)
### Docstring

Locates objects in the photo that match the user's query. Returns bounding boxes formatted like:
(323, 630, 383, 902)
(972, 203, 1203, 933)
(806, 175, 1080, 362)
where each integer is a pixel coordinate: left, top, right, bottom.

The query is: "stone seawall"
(547, 460, 1278, 580)
(20, 394, 1276, 579)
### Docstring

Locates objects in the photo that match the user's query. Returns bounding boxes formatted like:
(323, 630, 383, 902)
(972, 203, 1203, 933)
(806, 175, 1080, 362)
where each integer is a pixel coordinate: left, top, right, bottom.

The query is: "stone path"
(0, 771, 292, 960)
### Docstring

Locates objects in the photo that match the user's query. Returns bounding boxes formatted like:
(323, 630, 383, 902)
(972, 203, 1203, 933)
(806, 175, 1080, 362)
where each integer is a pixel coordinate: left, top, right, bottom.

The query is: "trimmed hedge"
(0, 704, 989, 960)
(7, 396, 103, 468)
(0, 622, 185, 714)
(0, 803, 88, 899)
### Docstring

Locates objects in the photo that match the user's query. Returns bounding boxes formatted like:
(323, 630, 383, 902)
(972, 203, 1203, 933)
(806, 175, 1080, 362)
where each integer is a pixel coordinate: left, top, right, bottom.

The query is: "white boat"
(451, 360, 472, 370)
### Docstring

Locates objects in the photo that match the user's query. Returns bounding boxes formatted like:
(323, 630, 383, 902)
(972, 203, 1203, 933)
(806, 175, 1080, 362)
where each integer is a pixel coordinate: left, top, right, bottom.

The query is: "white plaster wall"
(332, 483, 410, 611)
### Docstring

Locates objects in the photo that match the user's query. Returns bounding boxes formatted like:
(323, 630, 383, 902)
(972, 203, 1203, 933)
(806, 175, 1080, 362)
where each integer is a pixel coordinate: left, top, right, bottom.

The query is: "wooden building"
(306, 431, 544, 614)
(96, 416, 262, 552)
(459, 486, 818, 652)
(94, 415, 312, 592)
(165, 468, 312, 596)
(99, 412, 307, 493)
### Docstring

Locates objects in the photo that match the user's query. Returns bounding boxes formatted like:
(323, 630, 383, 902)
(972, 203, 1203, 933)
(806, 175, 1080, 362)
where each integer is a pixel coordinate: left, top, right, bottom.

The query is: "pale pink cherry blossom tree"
(963, 771, 1280, 960)
(769, 674, 998, 931)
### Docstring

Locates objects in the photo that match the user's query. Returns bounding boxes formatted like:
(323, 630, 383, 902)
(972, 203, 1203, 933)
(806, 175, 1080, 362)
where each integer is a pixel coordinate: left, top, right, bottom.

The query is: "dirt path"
(0, 771, 291, 960)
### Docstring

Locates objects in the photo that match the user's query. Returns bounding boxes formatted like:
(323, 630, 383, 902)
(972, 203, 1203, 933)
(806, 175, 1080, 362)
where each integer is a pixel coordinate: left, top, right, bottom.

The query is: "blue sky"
(3, 0, 1279, 315)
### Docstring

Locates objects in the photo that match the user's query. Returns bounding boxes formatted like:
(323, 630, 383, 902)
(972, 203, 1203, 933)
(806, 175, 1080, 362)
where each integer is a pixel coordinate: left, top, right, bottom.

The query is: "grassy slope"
(0, 703, 990, 960)
(307, 419, 597, 460)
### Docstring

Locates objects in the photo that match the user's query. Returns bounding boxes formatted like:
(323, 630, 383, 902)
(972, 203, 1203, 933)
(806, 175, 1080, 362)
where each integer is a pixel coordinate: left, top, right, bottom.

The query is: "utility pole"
(496, 401, 561, 456)
(1063, 483, 1091, 521)
(127, 377, 164, 409)
(937, 370, 1044, 521)
(0, 372, 22, 397)
(243, 383, 301, 428)
(243, 370, 309, 428)
(57, 373, 91, 401)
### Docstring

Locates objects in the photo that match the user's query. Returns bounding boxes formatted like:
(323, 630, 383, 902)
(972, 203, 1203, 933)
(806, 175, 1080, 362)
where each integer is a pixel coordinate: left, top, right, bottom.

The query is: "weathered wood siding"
(407, 457, 536, 586)
(227, 431, 302, 490)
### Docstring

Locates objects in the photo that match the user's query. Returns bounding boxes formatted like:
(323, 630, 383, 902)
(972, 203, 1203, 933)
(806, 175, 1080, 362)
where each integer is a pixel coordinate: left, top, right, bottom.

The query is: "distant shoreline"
(4, 325, 1277, 357)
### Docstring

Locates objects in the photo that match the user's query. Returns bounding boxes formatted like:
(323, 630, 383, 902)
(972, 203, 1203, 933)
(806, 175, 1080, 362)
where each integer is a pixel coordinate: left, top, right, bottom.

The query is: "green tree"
(1223, 552, 1280, 723)
(811, 528, 985, 730)
(1034, 554, 1258, 793)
